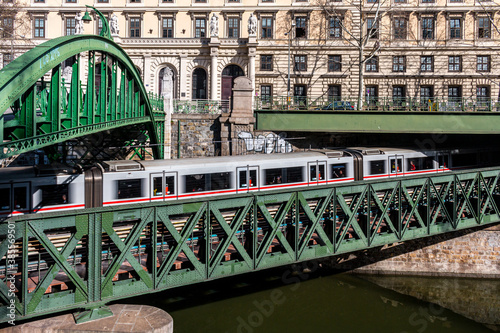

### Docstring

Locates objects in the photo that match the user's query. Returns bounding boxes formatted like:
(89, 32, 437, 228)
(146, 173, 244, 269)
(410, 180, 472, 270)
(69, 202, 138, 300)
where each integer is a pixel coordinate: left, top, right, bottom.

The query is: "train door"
(236, 166, 259, 193)
(389, 155, 404, 177)
(308, 161, 326, 185)
(0, 182, 30, 215)
(150, 172, 177, 201)
(437, 153, 450, 172)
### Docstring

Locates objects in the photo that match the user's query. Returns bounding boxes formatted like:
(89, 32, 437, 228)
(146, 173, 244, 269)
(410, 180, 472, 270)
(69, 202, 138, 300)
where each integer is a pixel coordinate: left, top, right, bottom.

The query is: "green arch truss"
(0, 34, 164, 160)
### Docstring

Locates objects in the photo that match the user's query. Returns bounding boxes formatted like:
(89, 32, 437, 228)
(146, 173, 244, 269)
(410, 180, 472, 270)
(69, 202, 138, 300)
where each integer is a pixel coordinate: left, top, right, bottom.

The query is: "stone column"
(247, 37, 258, 107)
(143, 54, 151, 91)
(219, 76, 255, 156)
(162, 68, 174, 159)
(209, 39, 220, 101)
(179, 54, 188, 100)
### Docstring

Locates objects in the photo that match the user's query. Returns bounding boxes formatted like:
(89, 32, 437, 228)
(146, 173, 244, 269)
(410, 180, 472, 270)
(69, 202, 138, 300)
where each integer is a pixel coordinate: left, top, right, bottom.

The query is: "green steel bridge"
(1, 7, 500, 326)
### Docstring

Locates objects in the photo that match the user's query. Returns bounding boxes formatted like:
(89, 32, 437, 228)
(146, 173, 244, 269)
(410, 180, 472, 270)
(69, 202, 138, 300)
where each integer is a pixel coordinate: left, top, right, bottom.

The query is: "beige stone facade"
(3, 0, 500, 103)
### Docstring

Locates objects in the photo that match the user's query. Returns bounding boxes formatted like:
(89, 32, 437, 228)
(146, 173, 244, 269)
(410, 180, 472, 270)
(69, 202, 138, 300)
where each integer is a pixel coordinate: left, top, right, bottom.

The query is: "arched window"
(221, 65, 244, 102)
(192, 68, 207, 100)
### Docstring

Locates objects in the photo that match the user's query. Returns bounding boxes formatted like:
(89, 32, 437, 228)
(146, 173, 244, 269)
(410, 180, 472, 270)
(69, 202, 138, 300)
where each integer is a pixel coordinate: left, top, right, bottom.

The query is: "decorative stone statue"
(162, 67, 174, 99)
(110, 14, 119, 35)
(210, 14, 219, 37)
(75, 12, 84, 35)
(248, 13, 257, 36)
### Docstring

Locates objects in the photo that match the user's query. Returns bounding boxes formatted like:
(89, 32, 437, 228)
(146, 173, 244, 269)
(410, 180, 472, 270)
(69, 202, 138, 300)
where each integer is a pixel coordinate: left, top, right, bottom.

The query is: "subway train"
(1, 147, 499, 217)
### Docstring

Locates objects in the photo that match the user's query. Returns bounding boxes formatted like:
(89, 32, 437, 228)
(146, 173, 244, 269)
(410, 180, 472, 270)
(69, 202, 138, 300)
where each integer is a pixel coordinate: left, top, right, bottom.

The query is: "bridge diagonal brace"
(255, 196, 295, 267)
(336, 188, 369, 248)
(370, 185, 401, 241)
(208, 203, 253, 276)
(101, 217, 153, 291)
(155, 204, 206, 287)
(297, 191, 334, 259)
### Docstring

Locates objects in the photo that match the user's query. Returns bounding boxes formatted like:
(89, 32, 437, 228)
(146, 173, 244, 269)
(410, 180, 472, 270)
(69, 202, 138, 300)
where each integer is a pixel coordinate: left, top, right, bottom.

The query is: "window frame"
(421, 17, 434, 40)
(329, 16, 342, 39)
(261, 16, 273, 39)
(162, 17, 174, 38)
(129, 16, 141, 37)
(194, 17, 207, 38)
(294, 55, 307, 71)
(328, 55, 342, 72)
(65, 16, 76, 36)
(393, 16, 407, 40)
(227, 16, 240, 38)
(477, 55, 491, 72)
(420, 55, 434, 72)
(33, 16, 46, 38)
(294, 16, 308, 38)
(392, 55, 406, 72)
(448, 55, 462, 72)
(365, 56, 378, 72)
(478, 16, 491, 39)
(449, 17, 462, 39)
(260, 55, 273, 71)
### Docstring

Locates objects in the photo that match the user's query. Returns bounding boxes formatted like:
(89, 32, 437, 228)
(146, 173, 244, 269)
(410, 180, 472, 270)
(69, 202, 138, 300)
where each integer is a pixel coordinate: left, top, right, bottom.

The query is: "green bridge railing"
(256, 96, 500, 112)
(1, 168, 500, 323)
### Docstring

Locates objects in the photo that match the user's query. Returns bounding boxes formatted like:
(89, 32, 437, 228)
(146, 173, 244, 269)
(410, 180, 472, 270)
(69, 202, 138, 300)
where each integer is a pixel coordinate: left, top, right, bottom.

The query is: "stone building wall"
(327, 224, 500, 278)
(171, 114, 222, 159)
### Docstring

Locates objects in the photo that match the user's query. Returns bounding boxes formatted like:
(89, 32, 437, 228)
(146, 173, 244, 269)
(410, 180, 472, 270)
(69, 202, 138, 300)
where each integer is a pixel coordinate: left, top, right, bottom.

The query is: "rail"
(255, 96, 500, 112)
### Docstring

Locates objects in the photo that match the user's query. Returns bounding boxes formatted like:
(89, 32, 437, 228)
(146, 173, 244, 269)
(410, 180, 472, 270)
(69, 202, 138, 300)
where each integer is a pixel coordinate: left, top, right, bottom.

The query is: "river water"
(121, 264, 499, 332)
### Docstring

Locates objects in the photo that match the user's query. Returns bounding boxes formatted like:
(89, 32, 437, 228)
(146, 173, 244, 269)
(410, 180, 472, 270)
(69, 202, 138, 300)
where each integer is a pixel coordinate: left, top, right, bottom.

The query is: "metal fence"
(255, 96, 500, 112)
(148, 94, 229, 114)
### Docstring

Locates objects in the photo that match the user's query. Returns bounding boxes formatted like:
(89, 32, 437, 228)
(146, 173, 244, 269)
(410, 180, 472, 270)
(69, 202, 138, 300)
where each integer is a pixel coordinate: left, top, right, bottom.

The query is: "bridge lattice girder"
(0, 35, 164, 160)
(1, 168, 499, 323)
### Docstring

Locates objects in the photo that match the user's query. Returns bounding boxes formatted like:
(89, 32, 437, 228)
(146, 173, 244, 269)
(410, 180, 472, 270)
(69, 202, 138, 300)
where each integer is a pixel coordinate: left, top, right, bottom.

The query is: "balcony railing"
(255, 96, 500, 112)
(148, 93, 228, 114)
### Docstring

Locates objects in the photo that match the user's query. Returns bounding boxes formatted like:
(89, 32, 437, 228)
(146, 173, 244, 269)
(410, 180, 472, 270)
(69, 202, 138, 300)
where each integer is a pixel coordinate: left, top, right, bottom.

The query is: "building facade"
(2, 0, 500, 105)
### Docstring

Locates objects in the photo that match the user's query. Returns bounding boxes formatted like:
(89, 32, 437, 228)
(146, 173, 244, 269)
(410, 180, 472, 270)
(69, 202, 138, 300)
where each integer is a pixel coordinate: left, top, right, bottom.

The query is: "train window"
(239, 170, 257, 188)
(438, 155, 449, 169)
(265, 167, 303, 185)
(13, 187, 27, 210)
(331, 164, 347, 178)
(452, 153, 476, 167)
(370, 160, 386, 175)
(211, 173, 231, 191)
(185, 173, 231, 192)
(309, 165, 325, 181)
(154, 176, 175, 196)
(40, 185, 69, 206)
(480, 151, 500, 166)
(117, 179, 143, 199)
(390, 159, 402, 173)
(0, 188, 10, 210)
(407, 157, 434, 171)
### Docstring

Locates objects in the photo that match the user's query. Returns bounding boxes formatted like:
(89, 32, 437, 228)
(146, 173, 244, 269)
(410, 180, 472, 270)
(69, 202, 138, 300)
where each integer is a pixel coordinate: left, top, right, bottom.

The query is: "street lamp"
(285, 20, 296, 101)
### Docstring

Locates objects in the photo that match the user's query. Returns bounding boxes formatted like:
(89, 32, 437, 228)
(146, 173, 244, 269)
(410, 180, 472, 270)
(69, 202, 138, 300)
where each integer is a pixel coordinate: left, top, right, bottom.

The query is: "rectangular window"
(449, 18, 461, 39)
(66, 17, 76, 36)
(294, 55, 307, 71)
(261, 17, 273, 39)
(309, 164, 325, 181)
(329, 17, 341, 39)
(34, 17, 45, 38)
(392, 56, 406, 72)
(195, 0, 207, 2)
(365, 56, 378, 72)
(261, 85, 272, 104)
(477, 55, 490, 72)
(393, 17, 407, 39)
(66, 0, 76, 2)
(40, 185, 69, 206)
(162, 18, 173, 38)
(448, 56, 461, 72)
(117, 179, 143, 199)
(130, 17, 141, 37)
(366, 85, 378, 106)
(152, 176, 175, 196)
(98, 0, 109, 2)
(260, 55, 273, 71)
(265, 167, 303, 185)
(420, 85, 434, 104)
(407, 157, 434, 171)
(228, 17, 239, 38)
(184, 173, 231, 192)
(328, 85, 341, 101)
(420, 56, 433, 72)
(370, 160, 386, 175)
(1, 17, 13, 38)
(477, 85, 490, 110)
(97, 17, 103, 35)
(448, 85, 462, 99)
(328, 55, 341, 72)
(366, 18, 378, 39)
(195, 18, 206, 38)
(295, 17, 307, 38)
(478, 17, 491, 38)
(394, 0, 406, 3)
(367, 0, 378, 2)
(422, 17, 434, 40)
(393, 86, 406, 107)
(331, 164, 347, 178)
(422, 0, 435, 3)
(3, 53, 12, 67)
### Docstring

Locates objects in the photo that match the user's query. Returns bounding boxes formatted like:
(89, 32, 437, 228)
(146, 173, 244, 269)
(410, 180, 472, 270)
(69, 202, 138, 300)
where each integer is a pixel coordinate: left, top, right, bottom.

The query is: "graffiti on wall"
(238, 132, 293, 154)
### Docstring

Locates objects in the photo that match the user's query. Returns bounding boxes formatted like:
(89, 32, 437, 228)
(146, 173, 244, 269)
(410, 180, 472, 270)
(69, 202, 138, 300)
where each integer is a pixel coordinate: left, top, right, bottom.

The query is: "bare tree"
(315, 0, 396, 110)
(0, 0, 30, 65)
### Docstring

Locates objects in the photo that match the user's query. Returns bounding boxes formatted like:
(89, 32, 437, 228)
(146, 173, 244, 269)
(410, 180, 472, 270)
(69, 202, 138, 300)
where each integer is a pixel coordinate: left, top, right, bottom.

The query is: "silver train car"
(1, 147, 499, 217)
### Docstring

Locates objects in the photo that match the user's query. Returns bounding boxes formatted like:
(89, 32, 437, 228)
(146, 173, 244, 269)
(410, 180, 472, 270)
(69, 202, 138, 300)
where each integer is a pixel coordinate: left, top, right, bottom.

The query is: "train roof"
(103, 150, 349, 172)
